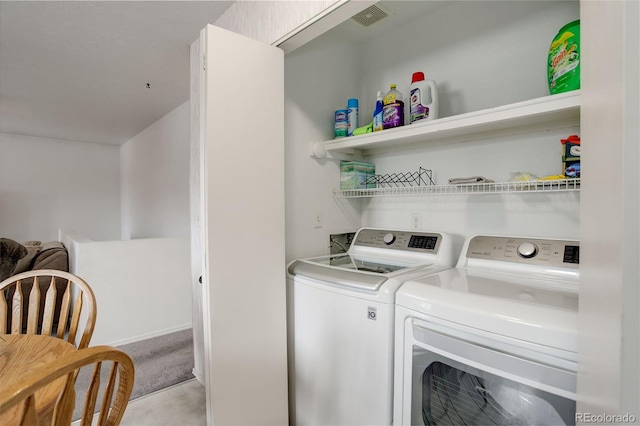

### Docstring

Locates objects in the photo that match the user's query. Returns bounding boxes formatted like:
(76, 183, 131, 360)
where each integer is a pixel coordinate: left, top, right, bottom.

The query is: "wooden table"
(0, 334, 76, 424)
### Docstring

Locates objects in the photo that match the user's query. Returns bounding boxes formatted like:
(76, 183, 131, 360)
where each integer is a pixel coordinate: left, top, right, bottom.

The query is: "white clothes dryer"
(393, 235, 580, 426)
(287, 228, 455, 426)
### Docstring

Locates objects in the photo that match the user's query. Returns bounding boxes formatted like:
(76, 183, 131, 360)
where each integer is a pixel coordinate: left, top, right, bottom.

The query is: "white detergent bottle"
(409, 72, 438, 123)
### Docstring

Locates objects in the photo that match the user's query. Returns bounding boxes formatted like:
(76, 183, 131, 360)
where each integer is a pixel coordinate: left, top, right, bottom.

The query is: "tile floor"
(72, 380, 206, 425)
(120, 379, 206, 425)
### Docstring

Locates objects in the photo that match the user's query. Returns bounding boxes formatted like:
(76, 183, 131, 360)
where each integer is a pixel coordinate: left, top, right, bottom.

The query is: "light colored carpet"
(72, 328, 195, 420)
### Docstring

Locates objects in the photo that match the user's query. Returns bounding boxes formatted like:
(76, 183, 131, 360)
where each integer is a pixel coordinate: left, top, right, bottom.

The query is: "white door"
(192, 24, 287, 425)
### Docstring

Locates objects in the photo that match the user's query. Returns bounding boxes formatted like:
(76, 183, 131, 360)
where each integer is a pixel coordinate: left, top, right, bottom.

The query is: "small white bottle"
(409, 72, 438, 124)
(373, 91, 383, 132)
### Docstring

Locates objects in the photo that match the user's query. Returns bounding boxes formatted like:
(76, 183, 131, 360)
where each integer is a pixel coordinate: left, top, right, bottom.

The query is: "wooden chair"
(0, 345, 135, 426)
(0, 270, 97, 349)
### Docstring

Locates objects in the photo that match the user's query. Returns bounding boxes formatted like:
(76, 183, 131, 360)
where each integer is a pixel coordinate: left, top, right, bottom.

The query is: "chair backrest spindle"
(55, 281, 72, 340)
(26, 277, 42, 334)
(10, 281, 25, 334)
(0, 292, 6, 334)
(40, 277, 58, 335)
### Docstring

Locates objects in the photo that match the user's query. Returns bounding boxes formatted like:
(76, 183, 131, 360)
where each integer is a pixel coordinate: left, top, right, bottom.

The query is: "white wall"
(356, 1, 579, 120)
(120, 101, 190, 240)
(0, 100, 192, 349)
(0, 95, 190, 245)
(0, 132, 121, 242)
(359, 0, 577, 245)
(60, 229, 192, 346)
(283, 1, 580, 261)
(284, 32, 363, 260)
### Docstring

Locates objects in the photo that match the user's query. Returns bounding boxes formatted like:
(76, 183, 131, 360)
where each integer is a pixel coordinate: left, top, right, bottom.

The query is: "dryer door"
(404, 317, 577, 425)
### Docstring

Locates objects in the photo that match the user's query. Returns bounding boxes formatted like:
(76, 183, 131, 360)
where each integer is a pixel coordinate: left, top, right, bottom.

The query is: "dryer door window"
(408, 320, 577, 425)
(418, 359, 575, 425)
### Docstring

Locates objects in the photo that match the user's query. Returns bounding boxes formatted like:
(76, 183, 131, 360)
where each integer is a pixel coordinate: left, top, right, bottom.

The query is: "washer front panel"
(466, 236, 579, 269)
(353, 229, 442, 254)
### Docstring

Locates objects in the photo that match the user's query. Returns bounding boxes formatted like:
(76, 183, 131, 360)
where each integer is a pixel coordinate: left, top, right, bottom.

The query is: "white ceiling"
(0, 1, 447, 146)
(0, 1, 234, 146)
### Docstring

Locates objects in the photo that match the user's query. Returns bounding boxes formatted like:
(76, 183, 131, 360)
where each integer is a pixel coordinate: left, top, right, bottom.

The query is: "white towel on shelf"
(448, 176, 495, 184)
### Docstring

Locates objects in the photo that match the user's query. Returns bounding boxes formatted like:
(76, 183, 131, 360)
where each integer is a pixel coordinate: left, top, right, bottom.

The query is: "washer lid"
(304, 253, 419, 273)
(288, 254, 434, 291)
(396, 268, 578, 352)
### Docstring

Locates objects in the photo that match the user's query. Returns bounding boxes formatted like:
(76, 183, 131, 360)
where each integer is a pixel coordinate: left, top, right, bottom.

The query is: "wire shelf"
(334, 178, 581, 198)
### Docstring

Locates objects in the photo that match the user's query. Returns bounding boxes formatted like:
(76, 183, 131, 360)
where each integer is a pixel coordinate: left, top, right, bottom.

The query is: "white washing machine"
(393, 235, 580, 426)
(287, 228, 455, 425)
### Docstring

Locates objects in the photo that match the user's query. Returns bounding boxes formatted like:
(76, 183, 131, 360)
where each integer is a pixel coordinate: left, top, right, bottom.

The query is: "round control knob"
(383, 233, 396, 245)
(517, 242, 538, 258)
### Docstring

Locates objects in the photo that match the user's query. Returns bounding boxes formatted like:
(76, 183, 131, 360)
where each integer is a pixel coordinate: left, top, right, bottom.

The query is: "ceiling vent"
(351, 3, 392, 27)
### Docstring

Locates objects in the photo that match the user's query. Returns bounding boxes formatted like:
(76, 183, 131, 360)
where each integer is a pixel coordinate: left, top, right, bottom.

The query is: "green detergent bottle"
(548, 20, 580, 94)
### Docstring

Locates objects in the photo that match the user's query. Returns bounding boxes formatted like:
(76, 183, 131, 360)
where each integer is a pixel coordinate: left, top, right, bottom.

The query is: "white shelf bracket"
(309, 141, 327, 158)
(308, 142, 361, 161)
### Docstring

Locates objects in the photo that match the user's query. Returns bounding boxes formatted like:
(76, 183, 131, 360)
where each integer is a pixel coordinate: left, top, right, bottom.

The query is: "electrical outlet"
(411, 212, 422, 230)
(314, 208, 323, 228)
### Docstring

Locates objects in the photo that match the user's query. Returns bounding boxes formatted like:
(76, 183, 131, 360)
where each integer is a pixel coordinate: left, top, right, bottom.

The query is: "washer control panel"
(466, 236, 579, 268)
(354, 229, 442, 253)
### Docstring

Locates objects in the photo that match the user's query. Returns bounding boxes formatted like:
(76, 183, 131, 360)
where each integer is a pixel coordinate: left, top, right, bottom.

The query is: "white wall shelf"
(334, 178, 581, 198)
(311, 91, 580, 158)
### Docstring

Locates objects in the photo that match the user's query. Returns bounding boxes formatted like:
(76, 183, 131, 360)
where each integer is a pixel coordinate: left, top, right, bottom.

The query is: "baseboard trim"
(192, 368, 205, 386)
(105, 323, 193, 347)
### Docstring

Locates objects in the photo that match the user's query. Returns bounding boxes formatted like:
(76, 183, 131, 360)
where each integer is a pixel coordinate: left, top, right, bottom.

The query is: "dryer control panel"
(466, 236, 579, 268)
(353, 229, 442, 253)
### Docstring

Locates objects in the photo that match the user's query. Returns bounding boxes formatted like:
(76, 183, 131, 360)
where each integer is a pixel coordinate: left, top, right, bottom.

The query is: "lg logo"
(368, 306, 377, 321)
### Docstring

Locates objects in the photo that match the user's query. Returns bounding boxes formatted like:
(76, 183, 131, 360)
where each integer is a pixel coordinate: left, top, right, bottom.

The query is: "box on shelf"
(564, 160, 580, 178)
(563, 143, 581, 161)
(561, 135, 581, 178)
(340, 161, 376, 190)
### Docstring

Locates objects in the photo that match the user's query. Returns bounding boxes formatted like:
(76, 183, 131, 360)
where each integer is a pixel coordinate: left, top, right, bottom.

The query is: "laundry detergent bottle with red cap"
(409, 72, 438, 124)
